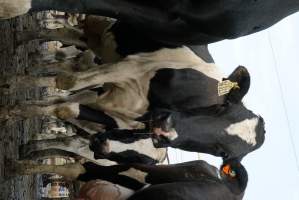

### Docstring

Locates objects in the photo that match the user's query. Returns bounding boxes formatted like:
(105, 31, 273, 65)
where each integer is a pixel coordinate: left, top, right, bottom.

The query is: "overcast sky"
(168, 12, 299, 200)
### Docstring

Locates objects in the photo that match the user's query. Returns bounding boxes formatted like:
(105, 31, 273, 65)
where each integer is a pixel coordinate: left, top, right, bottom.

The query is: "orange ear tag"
(218, 80, 240, 96)
(222, 164, 231, 175)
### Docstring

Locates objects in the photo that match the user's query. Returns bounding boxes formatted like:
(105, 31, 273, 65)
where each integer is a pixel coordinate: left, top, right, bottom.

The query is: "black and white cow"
(3, 40, 265, 162)
(9, 158, 248, 200)
(1, 0, 299, 46)
(0, 16, 222, 169)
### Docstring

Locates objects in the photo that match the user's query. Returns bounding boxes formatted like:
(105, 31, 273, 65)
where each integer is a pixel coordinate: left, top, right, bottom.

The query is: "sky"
(168, 12, 299, 200)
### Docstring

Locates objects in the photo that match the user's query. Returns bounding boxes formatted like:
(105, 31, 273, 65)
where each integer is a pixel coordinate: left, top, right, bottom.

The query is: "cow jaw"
(225, 117, 259, 146)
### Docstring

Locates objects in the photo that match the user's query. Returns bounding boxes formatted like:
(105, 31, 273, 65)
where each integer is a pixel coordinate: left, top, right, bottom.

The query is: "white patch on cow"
(0, 0, 31, 19)
(168, 129, 178, 140)
(225, 117, 259, 146)
(108, 138, 166, 162)
(119, 168, 148, 184)
(127, 47, 224, 81)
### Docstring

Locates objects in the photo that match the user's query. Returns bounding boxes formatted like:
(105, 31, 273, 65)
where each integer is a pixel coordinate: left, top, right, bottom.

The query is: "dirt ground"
(0, 13, 50, 200)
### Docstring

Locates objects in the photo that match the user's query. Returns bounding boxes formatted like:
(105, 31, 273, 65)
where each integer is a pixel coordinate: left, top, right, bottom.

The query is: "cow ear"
(225, 66, 250, 104)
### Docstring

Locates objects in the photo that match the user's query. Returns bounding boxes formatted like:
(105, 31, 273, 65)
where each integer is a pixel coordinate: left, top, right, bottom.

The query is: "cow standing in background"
(9, 158, 248, 200)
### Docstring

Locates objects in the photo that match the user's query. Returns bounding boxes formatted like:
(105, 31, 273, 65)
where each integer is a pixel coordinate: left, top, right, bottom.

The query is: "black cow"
(9, 158, 248, 200)
(1, 0, 298, 45)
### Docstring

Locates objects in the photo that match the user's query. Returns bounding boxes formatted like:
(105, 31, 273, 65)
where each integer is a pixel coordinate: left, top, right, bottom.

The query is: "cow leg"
(28, 50, 96, 77)
(5, 159, 144, 190)
(0, 75, 56, 89)
(19, 135, 95, 161)
(0, 102, 116, 131)
(54, 59, 149, 91)
(0, 102, 79, 120)
(3, 49, 184, 92)
(76, 105, 118, 130)
(6, 159, 86, 181)
(17, 28, 87, 48)
(27, 59, 79, 76)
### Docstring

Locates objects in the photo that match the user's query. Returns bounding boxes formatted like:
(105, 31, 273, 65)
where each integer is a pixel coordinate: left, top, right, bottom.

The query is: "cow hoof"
(56, 74, 77, 90)
(54, 106, 76, 120)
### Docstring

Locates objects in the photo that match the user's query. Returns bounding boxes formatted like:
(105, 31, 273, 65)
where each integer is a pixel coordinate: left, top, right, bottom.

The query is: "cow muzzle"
(89, 134, 110, 159)
(150, 112, 178, 145)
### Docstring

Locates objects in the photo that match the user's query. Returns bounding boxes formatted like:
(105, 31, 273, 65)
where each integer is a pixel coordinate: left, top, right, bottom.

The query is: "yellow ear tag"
(218, 80, 240, 96)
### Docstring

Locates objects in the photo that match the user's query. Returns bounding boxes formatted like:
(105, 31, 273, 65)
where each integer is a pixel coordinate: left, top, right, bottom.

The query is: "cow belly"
(87, 74, 154, 129)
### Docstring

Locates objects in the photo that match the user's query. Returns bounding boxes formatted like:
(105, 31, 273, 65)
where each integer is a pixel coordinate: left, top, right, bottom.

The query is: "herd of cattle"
(0, 0, 298, 199)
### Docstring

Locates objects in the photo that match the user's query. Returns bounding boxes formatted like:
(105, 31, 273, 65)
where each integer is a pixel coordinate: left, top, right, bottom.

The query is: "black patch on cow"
(110, 22, 214, 63)
(188, 45, 214, 63)
(109, 22, 177, 57)
(78, 162, 145, 190)
(130, 160, 219, 185)
(148, 68, 222, 111)
(77, 104, 117, 130)
(30, 0, 299, 46)
(89, 86, 105, 95)
(102, 129, 151, 144)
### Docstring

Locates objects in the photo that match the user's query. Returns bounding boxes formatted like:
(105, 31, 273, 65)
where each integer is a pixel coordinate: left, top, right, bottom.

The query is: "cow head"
(150, 66, 265, 161)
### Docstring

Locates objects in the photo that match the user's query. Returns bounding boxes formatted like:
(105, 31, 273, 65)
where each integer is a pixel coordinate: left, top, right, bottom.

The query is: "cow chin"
(152, 135, 172, 148)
